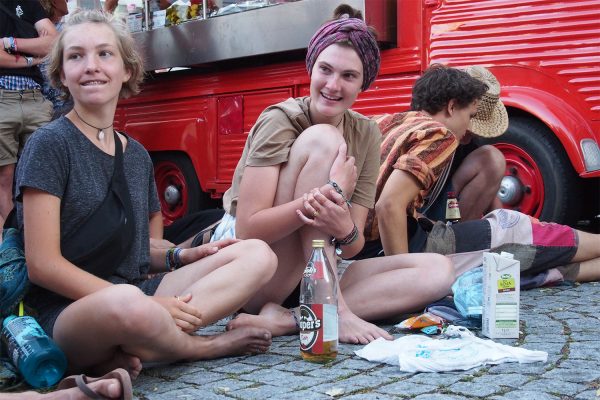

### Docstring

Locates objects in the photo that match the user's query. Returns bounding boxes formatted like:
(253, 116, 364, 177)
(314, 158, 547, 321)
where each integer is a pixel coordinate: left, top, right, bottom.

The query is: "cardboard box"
(127, 13, 143, 33)
(152, 10, 166, 29)
(482, 251, 520, 339)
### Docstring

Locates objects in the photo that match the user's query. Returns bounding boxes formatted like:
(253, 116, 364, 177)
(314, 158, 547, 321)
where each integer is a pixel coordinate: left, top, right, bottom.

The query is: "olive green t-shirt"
(223, 97, 381, 216)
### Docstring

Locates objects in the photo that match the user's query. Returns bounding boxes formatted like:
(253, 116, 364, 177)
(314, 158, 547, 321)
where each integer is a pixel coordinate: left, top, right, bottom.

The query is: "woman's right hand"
(328, 143, 357, 196)
(151, 294, 203, 333)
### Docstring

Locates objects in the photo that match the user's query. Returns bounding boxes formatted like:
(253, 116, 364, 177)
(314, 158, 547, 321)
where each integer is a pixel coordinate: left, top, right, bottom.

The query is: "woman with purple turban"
(219, 5, 453, 344)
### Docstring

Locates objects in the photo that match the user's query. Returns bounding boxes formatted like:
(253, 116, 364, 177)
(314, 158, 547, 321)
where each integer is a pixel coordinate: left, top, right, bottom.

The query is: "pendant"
(97, 130, 105, 141)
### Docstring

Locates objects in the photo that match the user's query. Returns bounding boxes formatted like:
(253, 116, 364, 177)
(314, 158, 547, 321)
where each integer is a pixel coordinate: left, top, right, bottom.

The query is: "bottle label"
(1, 317, 45, 367)
(303, 260, 323, 279)
(299, 304, 338, 353)
(446, 199, 461, 220)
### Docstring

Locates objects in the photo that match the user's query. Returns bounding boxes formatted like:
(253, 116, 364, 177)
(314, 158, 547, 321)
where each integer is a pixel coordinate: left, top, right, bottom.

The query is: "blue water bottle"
(1, 306, 67, 388)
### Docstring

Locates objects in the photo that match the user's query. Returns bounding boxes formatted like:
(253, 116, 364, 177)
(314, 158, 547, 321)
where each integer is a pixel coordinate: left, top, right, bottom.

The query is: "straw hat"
(464, 66, 509, 138)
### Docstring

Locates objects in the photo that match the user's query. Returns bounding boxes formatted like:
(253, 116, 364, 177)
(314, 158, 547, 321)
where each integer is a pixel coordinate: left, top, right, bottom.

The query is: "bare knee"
(291, 124, 344, 161)
(432, 254, 456, 293)
(235, 239, 278, 283)
(97, 285, 162, 336)
(478, 145, 506, 183)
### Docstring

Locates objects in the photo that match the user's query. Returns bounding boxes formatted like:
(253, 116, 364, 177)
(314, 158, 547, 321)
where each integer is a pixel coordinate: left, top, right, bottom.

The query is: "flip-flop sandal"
(57, 368, 132, 400)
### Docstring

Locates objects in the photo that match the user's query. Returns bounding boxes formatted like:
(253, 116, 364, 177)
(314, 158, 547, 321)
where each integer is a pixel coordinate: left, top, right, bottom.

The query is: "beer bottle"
(445, 191, 461, 225)
(299, 239, 338, 363)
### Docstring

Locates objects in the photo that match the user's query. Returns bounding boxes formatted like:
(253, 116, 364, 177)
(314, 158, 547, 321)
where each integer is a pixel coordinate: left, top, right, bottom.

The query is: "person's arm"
(149, 211, 163, 239)
(4, 18, 57, 57)
(375, 170, 421, 255)
(235, 165, 307, 242)
(0, 49, 42, 68)
(23, 189, 113, 300)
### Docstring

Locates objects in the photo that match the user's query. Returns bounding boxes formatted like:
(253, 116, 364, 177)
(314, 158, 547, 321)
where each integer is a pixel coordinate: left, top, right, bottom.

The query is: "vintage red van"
(116, 0, 600, 228)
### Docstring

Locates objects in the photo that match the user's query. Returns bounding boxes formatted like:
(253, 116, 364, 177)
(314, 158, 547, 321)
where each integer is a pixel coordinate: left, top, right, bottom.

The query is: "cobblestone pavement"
(134, 282, 600, 400)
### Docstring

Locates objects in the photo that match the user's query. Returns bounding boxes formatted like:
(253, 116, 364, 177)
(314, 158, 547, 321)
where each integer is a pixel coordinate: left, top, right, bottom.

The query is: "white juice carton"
(482, 251, 520, 339)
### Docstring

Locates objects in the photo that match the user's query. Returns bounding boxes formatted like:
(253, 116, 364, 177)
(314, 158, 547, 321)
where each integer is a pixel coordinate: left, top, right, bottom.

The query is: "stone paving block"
(333, 358, 379, 371)
(404, 373, 463, 387)
(569, 345, 600, 361)
(412, 394, 470, 400)
(542, 367, 600, 383)
(231, 384, 295, 399)
(212, 361, 263, 375)
(558, 359, 600, 370)
(566, 318, 600, 331)
(551, 311, 587, 320)
(198, 356, 247, 369)
(366, 365, 412, 379)
(486, 362, 548, 375)
(143, 387, 233, 400)
(343, 393, 399, 400)
(447, 380, 503, 397)
(309, 374, 393, 396)
(177, 370, 229, 386)
(237, 368, 321, 389)
(488, 390, 560, 400)
(201, 378, 255, 394)
(273, 359, 323, 373)
(240, 353, 297, 367)
(575, 390, 600, 400)
(522, 334, 567, 343)
(132, 378, 173, 396)
(570, 332, 598, 341)
(376, 380, 437, 397)
(472, 373, 529, 389)
(143, 363, 206, 379)
(521, 378, 587, 396)
(275, 389, 333, 399)
(306, 366, 358, 380)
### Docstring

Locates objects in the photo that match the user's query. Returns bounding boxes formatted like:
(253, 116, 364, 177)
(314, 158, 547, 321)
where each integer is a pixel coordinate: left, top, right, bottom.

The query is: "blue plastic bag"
(452, 266, 483, 318)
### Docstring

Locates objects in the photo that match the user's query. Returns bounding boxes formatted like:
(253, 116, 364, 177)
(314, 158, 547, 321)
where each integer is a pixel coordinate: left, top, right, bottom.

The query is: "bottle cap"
(447, 191, 457, 198)
(312, 239, 325, 247)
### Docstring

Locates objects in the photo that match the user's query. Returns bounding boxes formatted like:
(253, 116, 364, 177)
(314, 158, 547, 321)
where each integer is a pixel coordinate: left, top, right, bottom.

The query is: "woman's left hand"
(297, 188, 354, 238)
(151, 293, 203, 333)
(180, 238, 240, 265)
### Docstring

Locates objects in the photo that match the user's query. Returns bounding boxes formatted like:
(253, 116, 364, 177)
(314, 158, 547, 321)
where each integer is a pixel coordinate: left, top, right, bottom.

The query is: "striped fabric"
(0, 75, 40, 90)
(365, 111, 458, 241)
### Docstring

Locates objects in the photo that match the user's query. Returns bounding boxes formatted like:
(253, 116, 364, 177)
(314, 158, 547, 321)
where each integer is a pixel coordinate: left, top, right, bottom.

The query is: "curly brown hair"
(410, 64, 488, 114)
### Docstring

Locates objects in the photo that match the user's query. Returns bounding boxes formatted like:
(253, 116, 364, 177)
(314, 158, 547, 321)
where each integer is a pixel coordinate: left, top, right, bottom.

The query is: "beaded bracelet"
(331, 224, 359, 255)
(327, 180, 352, 207)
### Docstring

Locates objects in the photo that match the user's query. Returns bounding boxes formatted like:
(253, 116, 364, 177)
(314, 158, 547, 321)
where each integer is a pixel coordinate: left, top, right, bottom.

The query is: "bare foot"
(339, 311, 393, 344)
(227, 302, 297, 337)
(90, 349, 142, 380)
(195, 326, 272, 359)
(1, 378, 124, 400)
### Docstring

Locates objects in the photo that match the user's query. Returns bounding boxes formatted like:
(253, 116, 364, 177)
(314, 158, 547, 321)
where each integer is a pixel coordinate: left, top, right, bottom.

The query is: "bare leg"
(53, 270, 274, 376)
(156, 239, 277, 320)
(452, 145, 505, 220)
(228, 125, 392, 343)
(0, 163, 15, 229)
(0, 378, 123, 400)
(341, 253, 455, 322)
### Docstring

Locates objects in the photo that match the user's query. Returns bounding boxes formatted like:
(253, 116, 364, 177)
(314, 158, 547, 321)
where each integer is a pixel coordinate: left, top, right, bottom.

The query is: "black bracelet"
(327, 180, 352, 208)
(331, 224, 359, 255)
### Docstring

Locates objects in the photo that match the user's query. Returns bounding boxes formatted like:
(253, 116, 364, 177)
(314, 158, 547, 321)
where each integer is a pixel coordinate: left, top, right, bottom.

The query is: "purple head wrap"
(306, 16, 380, 91)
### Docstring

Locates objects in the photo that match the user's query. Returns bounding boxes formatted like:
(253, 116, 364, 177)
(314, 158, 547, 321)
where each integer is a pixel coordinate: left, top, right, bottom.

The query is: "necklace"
(73, 109, 113, 141)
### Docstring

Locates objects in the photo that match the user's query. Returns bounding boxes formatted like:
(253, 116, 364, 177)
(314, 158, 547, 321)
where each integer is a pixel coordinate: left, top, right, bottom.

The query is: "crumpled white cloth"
(355, 325, 547, 372)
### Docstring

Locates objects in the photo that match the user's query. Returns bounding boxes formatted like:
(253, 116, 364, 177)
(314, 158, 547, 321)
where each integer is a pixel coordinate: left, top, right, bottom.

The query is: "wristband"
(331, 224, 359, 255)
(327, 179, 352, 208)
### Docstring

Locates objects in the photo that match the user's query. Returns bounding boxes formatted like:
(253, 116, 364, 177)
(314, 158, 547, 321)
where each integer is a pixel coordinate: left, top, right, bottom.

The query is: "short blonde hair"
(47, 9, 144, 100)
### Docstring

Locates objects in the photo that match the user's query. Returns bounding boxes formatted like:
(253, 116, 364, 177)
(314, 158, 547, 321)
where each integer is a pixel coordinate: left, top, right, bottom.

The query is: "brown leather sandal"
(57, 368, 132, 400)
